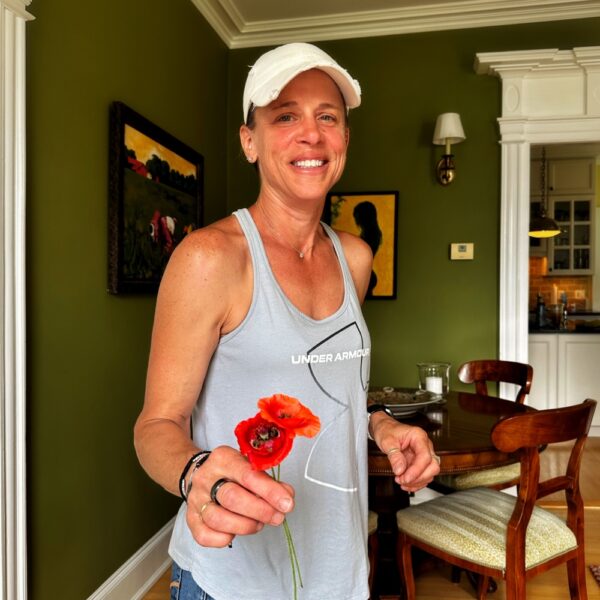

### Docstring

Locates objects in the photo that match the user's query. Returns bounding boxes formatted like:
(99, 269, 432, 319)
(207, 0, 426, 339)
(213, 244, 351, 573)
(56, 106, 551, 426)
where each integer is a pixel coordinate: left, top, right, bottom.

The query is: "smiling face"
(240, 69, 350, 208)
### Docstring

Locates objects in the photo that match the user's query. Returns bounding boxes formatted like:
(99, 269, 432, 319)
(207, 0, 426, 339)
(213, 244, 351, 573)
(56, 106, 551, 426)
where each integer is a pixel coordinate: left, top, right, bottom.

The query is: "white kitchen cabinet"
(548, 158, 595, 195)
(528, 333, 600, 435)
(531, 158, 595, 195)
(548, 195, 594, 274)
(528, 334, 558, 411)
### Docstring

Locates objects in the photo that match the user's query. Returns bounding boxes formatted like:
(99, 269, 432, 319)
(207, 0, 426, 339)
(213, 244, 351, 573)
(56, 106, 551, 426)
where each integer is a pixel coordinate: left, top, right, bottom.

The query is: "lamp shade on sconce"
(432, 113, 465, 185)
(433, 113, 466, 151)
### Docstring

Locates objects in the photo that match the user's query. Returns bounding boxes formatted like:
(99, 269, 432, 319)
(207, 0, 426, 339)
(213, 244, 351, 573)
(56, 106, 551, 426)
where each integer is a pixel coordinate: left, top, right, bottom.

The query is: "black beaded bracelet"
(178, 450, 211, 501)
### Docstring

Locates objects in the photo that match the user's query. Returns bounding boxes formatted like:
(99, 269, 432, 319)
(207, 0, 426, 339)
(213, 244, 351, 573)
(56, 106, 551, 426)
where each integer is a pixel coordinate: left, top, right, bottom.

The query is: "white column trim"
(475, 47, 600, 375)
(498, 139, 531, 363)
(1, 1, 33, 599)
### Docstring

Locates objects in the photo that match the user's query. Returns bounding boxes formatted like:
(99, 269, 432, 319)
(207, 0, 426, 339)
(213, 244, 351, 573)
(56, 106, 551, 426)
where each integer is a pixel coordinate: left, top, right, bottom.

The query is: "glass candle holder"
(417, 362, 450, 397)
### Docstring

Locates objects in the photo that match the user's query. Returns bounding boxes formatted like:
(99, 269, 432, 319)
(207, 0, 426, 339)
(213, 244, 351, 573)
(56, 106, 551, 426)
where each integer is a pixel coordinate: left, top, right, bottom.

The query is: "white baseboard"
(87, 517, 175, 600)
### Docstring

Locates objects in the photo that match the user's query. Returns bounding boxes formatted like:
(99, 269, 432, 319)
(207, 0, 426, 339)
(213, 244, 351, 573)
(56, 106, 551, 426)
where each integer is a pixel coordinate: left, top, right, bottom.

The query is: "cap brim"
(250, 63, 360, 110)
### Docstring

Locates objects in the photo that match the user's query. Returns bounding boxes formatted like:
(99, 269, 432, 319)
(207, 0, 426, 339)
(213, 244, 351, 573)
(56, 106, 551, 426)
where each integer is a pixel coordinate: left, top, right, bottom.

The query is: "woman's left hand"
(371, 414, 440, 492)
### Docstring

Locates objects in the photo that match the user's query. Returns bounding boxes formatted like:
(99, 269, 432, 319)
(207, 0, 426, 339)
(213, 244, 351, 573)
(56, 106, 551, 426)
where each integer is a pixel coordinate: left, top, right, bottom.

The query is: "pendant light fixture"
(529, 147, 561, 238)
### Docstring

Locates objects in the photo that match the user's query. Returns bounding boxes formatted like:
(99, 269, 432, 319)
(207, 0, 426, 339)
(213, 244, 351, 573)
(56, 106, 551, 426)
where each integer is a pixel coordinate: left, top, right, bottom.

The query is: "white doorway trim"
(474, 47, 600, 375)
(1, 1, 33, 599)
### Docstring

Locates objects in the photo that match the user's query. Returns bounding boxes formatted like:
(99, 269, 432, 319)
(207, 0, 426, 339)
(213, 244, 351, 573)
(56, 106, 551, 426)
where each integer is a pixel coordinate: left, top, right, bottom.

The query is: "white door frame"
(475, 47, 600, 391)
(1, 1, 33, 599)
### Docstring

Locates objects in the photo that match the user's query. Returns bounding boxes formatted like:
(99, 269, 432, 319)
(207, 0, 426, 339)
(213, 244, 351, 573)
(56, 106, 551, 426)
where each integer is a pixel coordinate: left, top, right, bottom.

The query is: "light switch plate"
(450, 242, 474, 260)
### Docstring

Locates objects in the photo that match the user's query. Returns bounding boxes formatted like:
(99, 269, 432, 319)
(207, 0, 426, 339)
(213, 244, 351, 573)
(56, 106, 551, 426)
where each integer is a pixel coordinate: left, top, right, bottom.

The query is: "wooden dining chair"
(431, 359, 534, 493)
(396, 399, 596, 600)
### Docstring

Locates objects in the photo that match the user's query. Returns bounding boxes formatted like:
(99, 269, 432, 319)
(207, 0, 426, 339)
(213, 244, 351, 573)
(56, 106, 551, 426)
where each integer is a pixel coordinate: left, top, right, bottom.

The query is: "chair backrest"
(457, 359, 533, 403)
(491, 399, 596, 564)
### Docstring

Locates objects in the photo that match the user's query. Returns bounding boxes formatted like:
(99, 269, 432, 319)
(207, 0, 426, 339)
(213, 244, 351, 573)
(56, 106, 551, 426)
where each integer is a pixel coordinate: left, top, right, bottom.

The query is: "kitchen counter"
(529, 311, 600, 333)
(529, 323, 600, 335)
(529, 328, 599, 333)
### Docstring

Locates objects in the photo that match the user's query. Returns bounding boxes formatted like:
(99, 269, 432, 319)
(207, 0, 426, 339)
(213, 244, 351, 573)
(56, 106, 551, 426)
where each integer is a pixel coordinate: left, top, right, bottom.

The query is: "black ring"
(210, 478, 232, 506)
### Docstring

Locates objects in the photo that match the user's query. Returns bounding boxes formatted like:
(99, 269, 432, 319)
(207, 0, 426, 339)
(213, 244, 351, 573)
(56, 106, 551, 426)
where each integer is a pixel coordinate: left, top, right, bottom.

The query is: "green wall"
(227, 19, 600, 390)
(26, 1, 227, 598)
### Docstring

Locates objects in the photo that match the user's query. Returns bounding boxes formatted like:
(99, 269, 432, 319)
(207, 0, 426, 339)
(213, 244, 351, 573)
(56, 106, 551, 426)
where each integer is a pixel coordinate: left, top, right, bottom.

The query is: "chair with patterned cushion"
(396, 399, 596, 600)
(431, 359, 534, 493)
(367, 510, 378, 597)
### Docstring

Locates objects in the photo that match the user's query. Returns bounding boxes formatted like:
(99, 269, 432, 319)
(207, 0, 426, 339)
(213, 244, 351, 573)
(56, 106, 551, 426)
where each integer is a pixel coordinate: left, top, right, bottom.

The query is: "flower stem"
(283, 518, 298, 600)
(271, 468, 303, 598)
(283, 518, 303, 588)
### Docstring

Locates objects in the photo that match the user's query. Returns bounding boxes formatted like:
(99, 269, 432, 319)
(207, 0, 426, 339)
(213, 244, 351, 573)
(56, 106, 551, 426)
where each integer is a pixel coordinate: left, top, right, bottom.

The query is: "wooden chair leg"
(465, 570, 497, 597)
(566, 552, 588, 600)
(368, 532, 378, 599)
(397, 532, 416, 600)
(505, 568, 526, 600)
(477, 575, 489, 600)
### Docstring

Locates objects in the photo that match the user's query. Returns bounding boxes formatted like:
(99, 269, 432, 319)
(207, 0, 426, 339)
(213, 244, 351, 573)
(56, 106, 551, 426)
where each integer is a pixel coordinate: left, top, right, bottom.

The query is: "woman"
(134, 42, 440, 600)
(352, 200, 382, 296)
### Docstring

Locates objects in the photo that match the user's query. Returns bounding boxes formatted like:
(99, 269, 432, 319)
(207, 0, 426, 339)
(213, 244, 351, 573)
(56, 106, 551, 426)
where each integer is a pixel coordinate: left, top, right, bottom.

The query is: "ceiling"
(190, 0, 600, 48)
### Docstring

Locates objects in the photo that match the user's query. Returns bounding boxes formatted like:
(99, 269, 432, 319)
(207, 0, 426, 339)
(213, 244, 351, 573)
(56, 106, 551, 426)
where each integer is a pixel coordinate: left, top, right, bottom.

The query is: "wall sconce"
(432, 113, 466, 185)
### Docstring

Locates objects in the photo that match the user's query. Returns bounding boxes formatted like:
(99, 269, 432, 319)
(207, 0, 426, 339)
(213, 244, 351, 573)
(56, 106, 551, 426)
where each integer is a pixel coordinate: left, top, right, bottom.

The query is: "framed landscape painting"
(324, 191, 398, 299)
(108, 101, 203, 294)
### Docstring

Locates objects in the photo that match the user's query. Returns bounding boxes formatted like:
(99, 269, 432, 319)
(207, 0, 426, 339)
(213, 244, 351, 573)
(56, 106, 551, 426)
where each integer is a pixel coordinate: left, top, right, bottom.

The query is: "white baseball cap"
(242, 42, 361, 123)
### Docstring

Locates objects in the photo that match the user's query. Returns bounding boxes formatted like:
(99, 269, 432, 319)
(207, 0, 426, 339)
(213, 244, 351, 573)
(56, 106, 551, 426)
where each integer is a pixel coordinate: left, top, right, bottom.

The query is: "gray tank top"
(169, 208, 371, 600)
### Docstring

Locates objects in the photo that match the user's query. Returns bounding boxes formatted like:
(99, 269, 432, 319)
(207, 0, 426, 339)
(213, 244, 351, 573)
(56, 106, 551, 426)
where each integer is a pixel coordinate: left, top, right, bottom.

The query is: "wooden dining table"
(367, 388, 533, 599)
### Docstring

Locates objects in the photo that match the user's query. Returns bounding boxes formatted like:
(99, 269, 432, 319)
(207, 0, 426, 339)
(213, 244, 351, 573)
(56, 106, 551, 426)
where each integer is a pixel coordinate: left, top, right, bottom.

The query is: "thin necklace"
(258, 203, 316, 259)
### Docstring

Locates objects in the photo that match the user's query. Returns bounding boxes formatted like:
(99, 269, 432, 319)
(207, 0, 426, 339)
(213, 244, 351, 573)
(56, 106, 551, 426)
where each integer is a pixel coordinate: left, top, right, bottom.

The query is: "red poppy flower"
(258, 394, 321, 438)
(235, 395, 320, 598)
(234, 413, 294, 471)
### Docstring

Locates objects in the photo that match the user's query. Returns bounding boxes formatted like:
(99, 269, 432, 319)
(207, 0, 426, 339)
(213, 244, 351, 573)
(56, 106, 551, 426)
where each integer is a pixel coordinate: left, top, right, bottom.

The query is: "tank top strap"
(320, 221, 357, 300)
(233, 208, 273, 284)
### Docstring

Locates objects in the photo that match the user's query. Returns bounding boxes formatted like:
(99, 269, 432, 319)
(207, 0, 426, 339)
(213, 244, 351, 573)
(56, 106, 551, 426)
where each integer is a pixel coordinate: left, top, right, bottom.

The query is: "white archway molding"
(1, 1, 33, 599)
(475, 47, 600, 365)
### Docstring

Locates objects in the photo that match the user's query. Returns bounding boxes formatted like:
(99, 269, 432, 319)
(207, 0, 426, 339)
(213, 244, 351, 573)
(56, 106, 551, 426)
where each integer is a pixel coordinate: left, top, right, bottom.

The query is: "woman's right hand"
(185, 445, 295, 548)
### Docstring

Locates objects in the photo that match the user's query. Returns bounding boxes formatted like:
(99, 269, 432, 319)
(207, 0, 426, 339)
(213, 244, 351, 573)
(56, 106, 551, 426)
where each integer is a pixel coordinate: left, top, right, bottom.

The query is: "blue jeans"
(170, 562, 215, 600)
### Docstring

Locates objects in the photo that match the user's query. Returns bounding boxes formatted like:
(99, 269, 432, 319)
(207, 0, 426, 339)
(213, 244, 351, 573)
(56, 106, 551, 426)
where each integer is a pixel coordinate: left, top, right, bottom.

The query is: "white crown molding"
(191, 0, 600, 49)
(189, 0, 238, 48)
(475, 46, 600, 76)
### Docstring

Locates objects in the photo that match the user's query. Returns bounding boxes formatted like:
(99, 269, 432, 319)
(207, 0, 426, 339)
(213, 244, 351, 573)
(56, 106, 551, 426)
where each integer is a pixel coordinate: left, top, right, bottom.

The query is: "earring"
(246, 156, 256, 163)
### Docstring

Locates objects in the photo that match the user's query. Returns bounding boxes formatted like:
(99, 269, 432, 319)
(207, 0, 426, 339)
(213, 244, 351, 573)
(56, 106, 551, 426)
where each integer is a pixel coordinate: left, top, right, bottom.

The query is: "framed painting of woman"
(324, 191, 398, 299)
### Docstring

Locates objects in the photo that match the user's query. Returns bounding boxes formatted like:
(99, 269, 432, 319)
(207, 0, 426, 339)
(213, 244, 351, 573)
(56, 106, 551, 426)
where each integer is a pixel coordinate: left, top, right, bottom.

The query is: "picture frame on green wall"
(108, 101, 203, 294)
(324, 191, 398, 299)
